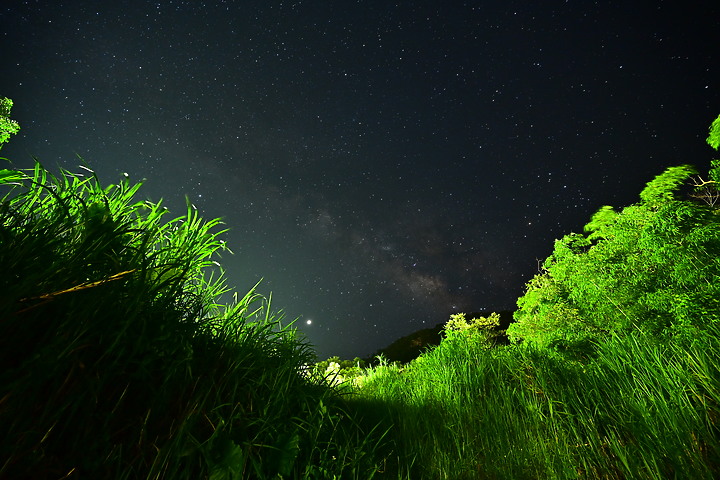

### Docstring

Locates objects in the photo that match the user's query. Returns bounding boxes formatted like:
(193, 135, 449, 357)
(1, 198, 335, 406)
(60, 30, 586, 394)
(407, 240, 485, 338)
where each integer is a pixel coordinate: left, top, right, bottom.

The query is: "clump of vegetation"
(443, 312, 501, 348)
(444, 312, 499, 332)
(0, 158, 387, 477)
(507, 145, 720, 356)
(307, 356, 368, 386)
(0, 97, 20, 149)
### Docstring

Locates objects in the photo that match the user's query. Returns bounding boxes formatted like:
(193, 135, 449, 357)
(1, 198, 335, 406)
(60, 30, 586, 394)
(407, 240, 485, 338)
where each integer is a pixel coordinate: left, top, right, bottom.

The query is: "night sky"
(1, 1, 718, 360)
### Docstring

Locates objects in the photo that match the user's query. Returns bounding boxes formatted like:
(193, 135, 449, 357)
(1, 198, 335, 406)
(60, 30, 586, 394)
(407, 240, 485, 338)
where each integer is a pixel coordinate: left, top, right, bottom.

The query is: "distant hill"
(365, 311, 515, 365)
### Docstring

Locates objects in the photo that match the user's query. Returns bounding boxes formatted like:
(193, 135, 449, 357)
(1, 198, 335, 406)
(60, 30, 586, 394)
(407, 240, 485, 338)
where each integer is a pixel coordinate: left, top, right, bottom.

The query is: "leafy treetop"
(507, 114, 720, 357)
(708, 114, 720, 151)
(0, 97, 20, 150)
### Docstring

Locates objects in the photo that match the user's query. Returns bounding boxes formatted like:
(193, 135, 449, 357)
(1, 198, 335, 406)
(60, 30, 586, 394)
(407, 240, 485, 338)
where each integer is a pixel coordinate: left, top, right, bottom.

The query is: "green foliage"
(309, 356, 367, 386)
(707, 114, 720, 150)
(510, 169, 720, 350)
(444, 312, 500, 334)
(443, 312, 501, 351)
(351, 321, 720, 479)
(583, 205, 617, 240)
(639, 164, 696, 206)
(0, 97, 20, 149)
(508, 117, 720, 354)
(710, 159, 720, 185)
(0, 161, 387, 479)
(696, 114, 720, 203)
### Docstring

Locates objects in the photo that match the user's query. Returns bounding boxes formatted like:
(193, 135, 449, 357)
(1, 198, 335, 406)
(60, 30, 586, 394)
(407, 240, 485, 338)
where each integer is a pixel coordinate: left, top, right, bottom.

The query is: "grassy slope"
(350, 326, 720, 479)
(0, 163, 387, 479)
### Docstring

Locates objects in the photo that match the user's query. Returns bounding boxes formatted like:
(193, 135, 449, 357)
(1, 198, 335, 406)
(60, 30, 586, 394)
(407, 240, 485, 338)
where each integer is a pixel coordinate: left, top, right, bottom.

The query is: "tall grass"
(3, 160, 718, 479)
(0, 161, 387, 479)
(351, 324, 720, 479)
